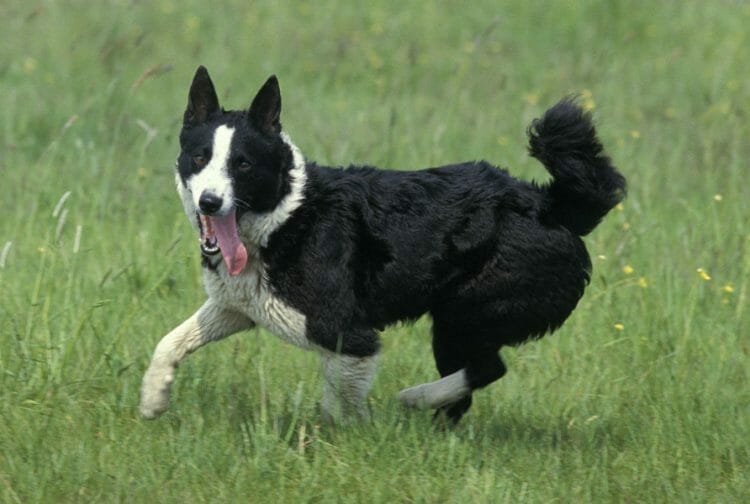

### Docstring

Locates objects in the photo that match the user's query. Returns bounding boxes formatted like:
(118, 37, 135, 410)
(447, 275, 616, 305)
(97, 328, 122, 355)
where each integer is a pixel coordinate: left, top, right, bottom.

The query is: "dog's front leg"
(140, 300, 253, 419)
(319, 351, 379, 424)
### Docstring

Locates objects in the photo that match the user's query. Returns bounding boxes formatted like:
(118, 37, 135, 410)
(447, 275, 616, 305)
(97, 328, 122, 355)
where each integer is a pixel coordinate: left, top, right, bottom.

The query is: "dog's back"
(267, 113, 625, 347)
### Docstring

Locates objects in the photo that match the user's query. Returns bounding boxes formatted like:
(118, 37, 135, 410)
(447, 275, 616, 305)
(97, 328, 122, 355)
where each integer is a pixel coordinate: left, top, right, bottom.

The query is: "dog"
(140, 66, 626, 424)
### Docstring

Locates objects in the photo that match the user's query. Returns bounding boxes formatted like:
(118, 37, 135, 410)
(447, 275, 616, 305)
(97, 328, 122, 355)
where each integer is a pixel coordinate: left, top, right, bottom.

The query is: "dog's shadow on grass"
(367, 401, 627, 452)
(464, 410, 626, 451)
(186, 381, 624, 453)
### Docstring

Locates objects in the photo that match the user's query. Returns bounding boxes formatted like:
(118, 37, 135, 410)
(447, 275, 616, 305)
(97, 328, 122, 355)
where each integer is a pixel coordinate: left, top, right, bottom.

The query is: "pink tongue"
(209, 209, 248, 276)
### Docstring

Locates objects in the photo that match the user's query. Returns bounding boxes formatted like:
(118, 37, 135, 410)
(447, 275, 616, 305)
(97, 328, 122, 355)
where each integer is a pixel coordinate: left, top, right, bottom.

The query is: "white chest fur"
(202, 256, 309, 349)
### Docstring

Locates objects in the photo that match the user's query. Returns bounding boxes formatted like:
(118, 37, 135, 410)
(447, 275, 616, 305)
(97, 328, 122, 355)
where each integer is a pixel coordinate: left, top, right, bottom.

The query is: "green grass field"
(1, 0, 748, 501)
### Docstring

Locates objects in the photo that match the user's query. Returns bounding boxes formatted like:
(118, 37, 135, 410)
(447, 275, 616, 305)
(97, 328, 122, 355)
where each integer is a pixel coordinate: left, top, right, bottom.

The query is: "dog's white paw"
(139, 367, 174, 419)
(399, 384, 431, 409)
(321, 395, 371, 425)
(399, 370, 471, 410)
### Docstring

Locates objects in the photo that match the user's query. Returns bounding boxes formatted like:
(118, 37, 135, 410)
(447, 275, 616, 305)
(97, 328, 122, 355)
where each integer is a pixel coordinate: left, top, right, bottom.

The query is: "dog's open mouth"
(197, 208, 248, 276)
(199, 219, 221, 256)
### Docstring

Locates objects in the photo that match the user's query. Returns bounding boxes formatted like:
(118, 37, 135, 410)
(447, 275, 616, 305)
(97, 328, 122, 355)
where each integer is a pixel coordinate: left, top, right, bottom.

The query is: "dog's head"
(176, 66, 303, 275)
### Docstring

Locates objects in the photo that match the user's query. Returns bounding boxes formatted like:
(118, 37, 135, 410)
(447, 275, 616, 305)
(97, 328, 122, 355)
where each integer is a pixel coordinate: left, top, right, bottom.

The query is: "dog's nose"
(198, 191, 224, 215)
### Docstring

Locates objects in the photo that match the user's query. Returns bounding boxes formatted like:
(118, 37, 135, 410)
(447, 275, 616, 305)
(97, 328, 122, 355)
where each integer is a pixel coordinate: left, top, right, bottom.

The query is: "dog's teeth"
(200, 236, 220, 255)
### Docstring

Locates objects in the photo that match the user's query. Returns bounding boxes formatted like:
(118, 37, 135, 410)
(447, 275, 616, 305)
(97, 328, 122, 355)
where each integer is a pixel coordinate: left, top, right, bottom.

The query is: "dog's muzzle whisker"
(233, 197, 252, 210)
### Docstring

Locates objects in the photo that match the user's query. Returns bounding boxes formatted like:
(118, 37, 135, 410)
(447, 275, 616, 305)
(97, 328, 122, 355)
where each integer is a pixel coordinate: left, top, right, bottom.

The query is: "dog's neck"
(237, 131, 308, 249)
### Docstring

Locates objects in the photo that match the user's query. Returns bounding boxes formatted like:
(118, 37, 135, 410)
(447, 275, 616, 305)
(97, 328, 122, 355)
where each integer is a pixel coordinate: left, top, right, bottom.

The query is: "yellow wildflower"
(523, 92, 539, 106)
(622, 265, 634, 275)
(184, 14, 200, 33)
(614, 323, 625, 331)
(23, 57, 38, 74)
(696, 268, 711, 281)
(638, 277, 648, 288)
(581, 89, 595, 111)
(721, 284, 734, 294)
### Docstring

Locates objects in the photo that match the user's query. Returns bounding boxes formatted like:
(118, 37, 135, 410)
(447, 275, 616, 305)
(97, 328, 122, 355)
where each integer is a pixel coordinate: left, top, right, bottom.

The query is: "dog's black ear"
(184, 66, 220, 125)
(248, 75, 281, 136)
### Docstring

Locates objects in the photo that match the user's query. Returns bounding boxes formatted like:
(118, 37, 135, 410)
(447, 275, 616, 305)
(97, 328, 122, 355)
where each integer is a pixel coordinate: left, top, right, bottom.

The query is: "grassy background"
(1, 0, 748, 501)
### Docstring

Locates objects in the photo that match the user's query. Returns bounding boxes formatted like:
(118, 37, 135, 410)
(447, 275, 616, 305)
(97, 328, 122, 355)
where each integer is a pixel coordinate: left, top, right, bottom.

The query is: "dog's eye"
(238, 160, 251, 170)
(193, 155, 207, 167)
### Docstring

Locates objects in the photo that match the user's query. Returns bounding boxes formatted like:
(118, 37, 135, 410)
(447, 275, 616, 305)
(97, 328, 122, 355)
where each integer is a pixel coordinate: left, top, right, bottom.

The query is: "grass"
(1, 0, 748, 501)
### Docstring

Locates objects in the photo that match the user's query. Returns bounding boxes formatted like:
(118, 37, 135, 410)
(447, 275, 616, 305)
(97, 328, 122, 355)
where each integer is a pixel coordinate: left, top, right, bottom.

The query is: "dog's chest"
(202, 259, 309, 348)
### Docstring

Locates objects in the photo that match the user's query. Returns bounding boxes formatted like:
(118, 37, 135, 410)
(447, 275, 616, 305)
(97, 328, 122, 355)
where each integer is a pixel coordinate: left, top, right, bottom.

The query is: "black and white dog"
(140, 66, 626, 424)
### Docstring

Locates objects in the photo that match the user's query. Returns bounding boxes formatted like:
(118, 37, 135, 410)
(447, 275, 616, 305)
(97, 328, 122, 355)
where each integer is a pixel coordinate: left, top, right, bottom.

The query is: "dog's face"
(175, 66, 295, 275)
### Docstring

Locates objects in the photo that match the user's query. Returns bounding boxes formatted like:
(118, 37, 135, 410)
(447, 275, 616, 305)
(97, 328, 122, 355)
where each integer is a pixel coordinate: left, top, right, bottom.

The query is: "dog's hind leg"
(438, 351, 507, 423)
(398, 370, 471, 411)
(399, 330, 471, 413)
(140, 300, 253, 419)
(399, 321, 507, 424)
(319, 350, 379, 424)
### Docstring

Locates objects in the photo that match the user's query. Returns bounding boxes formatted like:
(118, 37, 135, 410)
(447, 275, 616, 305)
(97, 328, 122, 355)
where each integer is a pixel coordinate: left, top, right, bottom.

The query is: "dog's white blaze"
(188, 125, 235, 214)
(242, 131, 307, 247)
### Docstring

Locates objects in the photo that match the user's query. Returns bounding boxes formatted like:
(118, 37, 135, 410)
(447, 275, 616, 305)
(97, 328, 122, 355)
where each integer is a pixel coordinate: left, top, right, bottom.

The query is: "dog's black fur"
(180, 69, 626, 422)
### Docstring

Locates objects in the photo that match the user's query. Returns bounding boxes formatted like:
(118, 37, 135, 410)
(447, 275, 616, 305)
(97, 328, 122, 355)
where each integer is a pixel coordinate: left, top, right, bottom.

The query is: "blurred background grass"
(0, 0, 748, 502)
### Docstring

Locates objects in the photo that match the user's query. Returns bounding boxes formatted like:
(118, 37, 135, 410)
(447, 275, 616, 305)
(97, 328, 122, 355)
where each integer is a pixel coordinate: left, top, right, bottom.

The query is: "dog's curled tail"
(528, 99, 626, 236)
